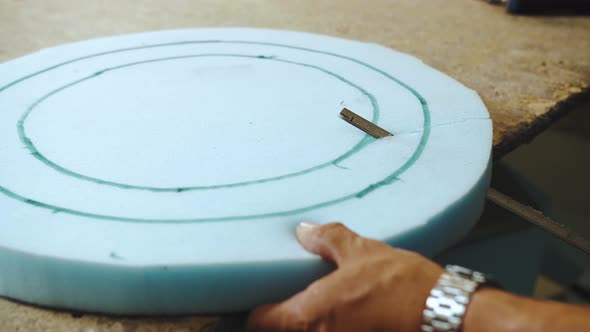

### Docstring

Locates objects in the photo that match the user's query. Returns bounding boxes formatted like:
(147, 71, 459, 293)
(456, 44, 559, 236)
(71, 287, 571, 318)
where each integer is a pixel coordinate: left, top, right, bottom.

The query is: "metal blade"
(340, 108, 393, 138)
(487, 188, 590, 255)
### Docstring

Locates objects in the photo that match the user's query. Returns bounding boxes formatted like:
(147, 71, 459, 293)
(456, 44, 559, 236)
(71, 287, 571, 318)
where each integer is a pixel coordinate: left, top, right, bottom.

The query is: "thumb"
(295, 222, 363, 265)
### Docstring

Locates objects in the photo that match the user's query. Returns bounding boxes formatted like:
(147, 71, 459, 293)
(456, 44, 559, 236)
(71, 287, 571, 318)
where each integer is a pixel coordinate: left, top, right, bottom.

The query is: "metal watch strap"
(421, 265, 491, 332)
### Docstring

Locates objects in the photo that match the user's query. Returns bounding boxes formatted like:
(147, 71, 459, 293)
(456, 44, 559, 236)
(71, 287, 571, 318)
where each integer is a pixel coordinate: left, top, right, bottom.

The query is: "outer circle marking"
(0, 40, 431, 223)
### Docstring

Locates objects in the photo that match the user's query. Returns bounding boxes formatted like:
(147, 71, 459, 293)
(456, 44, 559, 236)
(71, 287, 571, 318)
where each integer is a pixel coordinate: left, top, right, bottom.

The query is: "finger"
(246, 274, 339, 332)
(246, 289, 316, 331)
(295, 222, 364, 265)
(246, 302, 303, 332)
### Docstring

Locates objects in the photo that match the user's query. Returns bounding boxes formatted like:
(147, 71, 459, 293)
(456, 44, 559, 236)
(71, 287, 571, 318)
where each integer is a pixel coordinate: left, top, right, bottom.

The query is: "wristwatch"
(421, 265, 498, 332)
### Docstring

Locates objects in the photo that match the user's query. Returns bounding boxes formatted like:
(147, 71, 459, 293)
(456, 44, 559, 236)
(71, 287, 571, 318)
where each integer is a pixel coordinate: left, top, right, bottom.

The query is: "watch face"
(0, 28, 492, 314)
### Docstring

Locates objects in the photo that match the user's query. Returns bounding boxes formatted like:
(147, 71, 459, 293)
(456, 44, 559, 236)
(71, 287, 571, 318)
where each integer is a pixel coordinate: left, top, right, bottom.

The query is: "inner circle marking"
(19, 54, 378, 192)
(0, 40, 431, 223)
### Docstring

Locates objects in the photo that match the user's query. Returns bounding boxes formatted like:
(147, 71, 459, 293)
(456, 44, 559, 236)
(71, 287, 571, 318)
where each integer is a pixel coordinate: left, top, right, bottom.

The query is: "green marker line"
(17, 54, 378, 192)
(0, 40, 430, 223)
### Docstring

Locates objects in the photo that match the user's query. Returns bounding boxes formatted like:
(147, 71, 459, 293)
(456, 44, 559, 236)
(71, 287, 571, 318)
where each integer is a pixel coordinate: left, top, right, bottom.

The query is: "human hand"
(246, 222, 444, 332)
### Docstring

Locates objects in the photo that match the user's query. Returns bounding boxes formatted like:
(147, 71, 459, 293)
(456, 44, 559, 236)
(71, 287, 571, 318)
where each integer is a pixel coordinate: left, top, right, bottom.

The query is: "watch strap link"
(421, 265, 490, 332)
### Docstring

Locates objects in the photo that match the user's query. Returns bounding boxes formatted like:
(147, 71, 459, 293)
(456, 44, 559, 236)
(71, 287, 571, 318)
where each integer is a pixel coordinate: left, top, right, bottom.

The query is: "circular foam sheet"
(0, 28, 492, 314)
